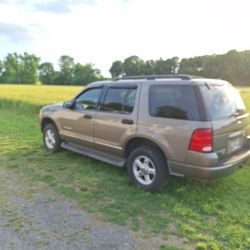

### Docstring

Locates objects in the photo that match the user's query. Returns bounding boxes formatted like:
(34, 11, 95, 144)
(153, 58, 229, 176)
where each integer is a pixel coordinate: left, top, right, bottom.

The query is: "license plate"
(228, 137, 243, 154)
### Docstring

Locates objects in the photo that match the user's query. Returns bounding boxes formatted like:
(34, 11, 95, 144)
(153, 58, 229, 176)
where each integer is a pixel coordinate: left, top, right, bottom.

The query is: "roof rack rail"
(114, 74, 192, 81)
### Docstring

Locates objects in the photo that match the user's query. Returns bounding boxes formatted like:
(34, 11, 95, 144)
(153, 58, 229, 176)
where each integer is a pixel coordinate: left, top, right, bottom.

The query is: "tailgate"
(199, 83, 249, 159)
(212, 114, 249, 159)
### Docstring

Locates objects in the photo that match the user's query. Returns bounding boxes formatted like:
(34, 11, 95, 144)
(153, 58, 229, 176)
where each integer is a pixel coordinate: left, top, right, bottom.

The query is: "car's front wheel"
(127, 146, 169, 192)
(43, 124, 61, 152)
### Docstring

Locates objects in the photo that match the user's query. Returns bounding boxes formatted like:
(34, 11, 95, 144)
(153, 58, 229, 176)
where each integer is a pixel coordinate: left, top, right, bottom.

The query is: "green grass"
(0, 84, 250, 250)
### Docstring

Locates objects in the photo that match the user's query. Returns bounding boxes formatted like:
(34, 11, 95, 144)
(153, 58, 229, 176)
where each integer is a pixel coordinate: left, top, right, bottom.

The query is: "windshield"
(200, 84, 246, 120)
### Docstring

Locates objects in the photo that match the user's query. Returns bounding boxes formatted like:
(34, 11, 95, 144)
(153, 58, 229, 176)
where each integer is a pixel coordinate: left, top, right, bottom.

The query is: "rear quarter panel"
(137, 82, 212, 163)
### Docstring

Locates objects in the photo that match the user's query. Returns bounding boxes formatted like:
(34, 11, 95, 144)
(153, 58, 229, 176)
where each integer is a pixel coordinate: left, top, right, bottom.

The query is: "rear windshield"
(200, 84, 246, 120)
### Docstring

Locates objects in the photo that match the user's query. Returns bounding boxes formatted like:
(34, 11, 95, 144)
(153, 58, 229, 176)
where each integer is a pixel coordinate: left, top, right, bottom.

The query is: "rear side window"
(199, 84, 246, 120)
(101, 88, 137, 114)
(149, 85, 200, 121)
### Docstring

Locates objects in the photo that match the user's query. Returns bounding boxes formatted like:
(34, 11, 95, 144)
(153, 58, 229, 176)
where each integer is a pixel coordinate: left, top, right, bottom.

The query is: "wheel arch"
(41, 117, 59, 132)
(124, 137, 169, 168)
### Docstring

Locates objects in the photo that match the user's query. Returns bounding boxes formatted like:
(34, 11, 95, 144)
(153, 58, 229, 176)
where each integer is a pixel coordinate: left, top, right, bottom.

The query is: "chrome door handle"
(122, 119, 134, 125)
(84, 114, 93, 119)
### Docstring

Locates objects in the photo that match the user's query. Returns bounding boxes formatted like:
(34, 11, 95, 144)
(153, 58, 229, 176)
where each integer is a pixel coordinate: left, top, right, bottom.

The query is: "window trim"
(148, 84, 201, 121)
(193, 85, 209, 121)
(99, 86, 137, 115)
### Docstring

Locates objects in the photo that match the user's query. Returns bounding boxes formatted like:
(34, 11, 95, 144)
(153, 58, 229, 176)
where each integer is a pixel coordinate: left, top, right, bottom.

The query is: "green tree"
(143, 60, 156, 74)
(109, 60, 123, 78)
(73, 63, 102, 85)
(178, 56, 204, 76)
(155, 58, 175, 74)
(0, 60, 3, 82)
(1, 52, 40, 84)
(123, 56, 144, 76)
(202, 55, 225, 79)
(239, 50, 250, 84)
(58, 55, 75, 85)
(19, 52, 40, 83)
(1, 53, 20, 83)
(222, 50, 241, 84)
(169, 57, 179, 73)
(39, 62, 55, 84)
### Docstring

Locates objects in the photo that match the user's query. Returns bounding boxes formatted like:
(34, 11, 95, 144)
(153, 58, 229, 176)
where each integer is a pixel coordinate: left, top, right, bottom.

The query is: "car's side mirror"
(63, 100, 75, 109)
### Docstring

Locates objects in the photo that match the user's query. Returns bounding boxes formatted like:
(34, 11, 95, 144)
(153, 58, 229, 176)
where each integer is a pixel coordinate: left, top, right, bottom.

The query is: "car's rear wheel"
(127, 146, 169, 192)
(43, 124, 61, 152)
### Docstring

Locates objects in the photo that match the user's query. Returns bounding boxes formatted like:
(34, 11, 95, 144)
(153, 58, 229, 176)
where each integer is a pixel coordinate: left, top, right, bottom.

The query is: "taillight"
(189, 128, 213, 153)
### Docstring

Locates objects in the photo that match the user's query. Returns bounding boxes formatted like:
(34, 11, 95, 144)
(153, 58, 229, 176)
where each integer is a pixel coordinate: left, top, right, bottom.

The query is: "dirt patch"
(0, 167, 192, 250)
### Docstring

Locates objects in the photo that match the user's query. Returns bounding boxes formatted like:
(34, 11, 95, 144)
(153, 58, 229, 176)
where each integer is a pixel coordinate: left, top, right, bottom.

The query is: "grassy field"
(0, 84, 82, 114)
(0, 84, 250, 250)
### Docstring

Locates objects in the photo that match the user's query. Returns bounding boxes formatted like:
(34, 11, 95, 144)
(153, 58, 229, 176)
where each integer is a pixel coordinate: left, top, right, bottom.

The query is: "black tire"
(127, 146, 169, 192)
(43, 124, 61, 153)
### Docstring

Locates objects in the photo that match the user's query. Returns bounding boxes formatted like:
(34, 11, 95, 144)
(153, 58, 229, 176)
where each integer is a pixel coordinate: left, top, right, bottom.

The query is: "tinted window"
(101, 88, 136, 113)
(75, 88, 102, 111)
(124, 89, 136, 113)
(149, 85, 200, 120)
(200, 84, 246, 120)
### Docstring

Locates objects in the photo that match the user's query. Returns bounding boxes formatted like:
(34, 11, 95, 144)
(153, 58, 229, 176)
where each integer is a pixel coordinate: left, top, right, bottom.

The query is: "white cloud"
(0, 22, 31, 42)
(0, 0, 250, 76)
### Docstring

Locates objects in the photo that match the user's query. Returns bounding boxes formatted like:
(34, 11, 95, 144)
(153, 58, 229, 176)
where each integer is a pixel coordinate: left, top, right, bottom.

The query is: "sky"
(0, 0, 250, 76)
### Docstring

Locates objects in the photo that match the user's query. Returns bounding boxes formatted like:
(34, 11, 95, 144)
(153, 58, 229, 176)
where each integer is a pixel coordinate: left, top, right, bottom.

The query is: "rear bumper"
(169, 146, 250, 180)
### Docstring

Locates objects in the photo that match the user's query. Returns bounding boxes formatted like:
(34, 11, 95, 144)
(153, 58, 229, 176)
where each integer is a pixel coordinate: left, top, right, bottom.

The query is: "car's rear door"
(94, 84, 139, 157)
(199, 83, 249, 159)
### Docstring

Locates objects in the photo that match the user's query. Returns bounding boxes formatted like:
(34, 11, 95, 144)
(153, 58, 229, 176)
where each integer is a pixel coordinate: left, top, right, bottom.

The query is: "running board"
(61, 142, 126, 168)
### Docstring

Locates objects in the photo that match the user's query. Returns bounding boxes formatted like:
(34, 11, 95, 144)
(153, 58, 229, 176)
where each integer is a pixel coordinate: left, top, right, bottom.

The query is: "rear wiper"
(229, 109, 247, 118)
(236, 109, 246, 115)
(205, 82, 210, 89)
(228, 113, 237, 118)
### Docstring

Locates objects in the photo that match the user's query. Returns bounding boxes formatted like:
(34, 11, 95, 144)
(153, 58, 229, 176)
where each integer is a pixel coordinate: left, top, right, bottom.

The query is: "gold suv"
(40, 75, 250, 192)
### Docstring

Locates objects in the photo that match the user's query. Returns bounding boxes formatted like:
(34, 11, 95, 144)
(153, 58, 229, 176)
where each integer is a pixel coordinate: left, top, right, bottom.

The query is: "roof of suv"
(87, 75, 230, 88)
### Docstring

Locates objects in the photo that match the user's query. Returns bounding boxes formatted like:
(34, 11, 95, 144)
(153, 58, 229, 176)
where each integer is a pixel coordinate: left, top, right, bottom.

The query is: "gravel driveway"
(0, 167, 162, 250)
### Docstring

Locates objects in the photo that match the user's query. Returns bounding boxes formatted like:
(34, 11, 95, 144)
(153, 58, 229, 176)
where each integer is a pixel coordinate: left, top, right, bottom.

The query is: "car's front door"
(58, 87, 102, 147)
(94, 85, 138, 156)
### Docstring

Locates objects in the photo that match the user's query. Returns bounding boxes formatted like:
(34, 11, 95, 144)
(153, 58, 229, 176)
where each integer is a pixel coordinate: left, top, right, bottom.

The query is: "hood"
(41, 102, 64, 112)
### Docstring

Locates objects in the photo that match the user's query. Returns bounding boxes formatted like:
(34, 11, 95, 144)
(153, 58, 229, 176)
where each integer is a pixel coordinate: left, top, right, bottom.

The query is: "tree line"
(0, 50, 250, 85)
(110, 50, 250, 85)
(0, 53, 103, 85)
